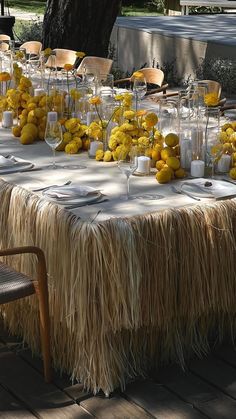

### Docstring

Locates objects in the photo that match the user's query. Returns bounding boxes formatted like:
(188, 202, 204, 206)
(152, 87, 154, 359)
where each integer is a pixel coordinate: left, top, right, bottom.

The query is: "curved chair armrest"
(0, 246, 47, 283)
(220, 103, 236, 113)
(145, 83, 169, 96)
(114, 77, 131, 86)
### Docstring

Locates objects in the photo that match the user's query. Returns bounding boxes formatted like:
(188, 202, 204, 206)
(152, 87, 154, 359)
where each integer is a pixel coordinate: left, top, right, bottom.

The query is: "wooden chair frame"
(0, 246, 51, 383)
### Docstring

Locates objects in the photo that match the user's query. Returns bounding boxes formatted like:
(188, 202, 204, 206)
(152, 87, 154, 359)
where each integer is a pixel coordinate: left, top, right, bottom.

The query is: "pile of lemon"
(219, 121, 236, 179)
(155, 133, 185, 183)
(11, 93, 48, 144)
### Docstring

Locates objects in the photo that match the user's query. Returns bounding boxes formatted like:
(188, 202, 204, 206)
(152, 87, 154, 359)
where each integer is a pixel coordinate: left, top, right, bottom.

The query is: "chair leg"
(34, 251, 52, 383)
(37, 281, 52, 383)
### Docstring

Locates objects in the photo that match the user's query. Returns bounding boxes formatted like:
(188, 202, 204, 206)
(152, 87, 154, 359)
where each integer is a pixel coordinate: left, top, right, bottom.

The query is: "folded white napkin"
(0, 155, 15, 167)
(44, 185, 100, 199)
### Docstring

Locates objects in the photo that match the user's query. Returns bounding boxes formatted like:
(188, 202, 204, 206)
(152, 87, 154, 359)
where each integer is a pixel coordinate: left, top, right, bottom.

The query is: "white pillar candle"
(190, 160, 205, 178)
(47, 111, 58, 122)
(137, 156, 150, 175)
(191, 128, 203, 160)
(89, 141, 103, 157)
(217, 154, 231, 173)
(34, 88, 45, 97)
(2, 111, 13, 128)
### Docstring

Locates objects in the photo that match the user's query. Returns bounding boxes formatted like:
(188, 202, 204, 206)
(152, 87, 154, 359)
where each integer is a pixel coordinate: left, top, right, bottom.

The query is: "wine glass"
(44, 121, 62, 169)
(132, 76, 147, 111)
(117, 146, 138, 200)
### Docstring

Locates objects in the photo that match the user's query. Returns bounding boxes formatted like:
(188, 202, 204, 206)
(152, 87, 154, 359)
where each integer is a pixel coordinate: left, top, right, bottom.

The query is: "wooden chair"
(46, 48, 77, 68)
(114, 67, 168, 96)
(77, 56, 113, 78)
(20, 41, 42, 56)
(0, 246, 51, 383)
(0, 34, 10, 41)
(0, 41, 9, 52)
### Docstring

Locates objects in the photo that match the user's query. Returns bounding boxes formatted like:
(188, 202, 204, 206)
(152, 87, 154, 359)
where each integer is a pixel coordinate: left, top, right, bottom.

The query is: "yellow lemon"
(63, 132, 72, 144)
(175, 167, 186, 179)
(22, 123, 38, 139)
(19, 116, 27, 128)
(231, 121, 236, 130)
(219, 131, 228, 143)
(226, 127, 234, 137)
(56, 140, 66, 151)
(156, 159, 165, 171)
(165, 132, 179, 147)
(72, 137, 83, 149)
(12, 125, 21, 137)
(34, 107, 45, 119)
(156, 167, 172, 184)
(163, 164, 174, 179)
(161, 147, 175, 161)
(166, 156, 180, 170)
(20, 132, 34, 144)
(21, 108, 28, 117)
(27, 102, 37, 111)
(221, 123, 232, 131)
(145, 147, 153, 158)
(27, 115, 38, 124)
(232, 152, 236, 162)
(151, 149, 161, 161)
(229, 167, 236, 180)
(95, 149, 104, 161)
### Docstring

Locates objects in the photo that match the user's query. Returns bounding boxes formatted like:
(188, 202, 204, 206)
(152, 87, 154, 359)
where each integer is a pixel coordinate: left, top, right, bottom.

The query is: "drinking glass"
(132, 76, 147, 111)
(44, 121, 62, 169)
(117, 146, 138, 200)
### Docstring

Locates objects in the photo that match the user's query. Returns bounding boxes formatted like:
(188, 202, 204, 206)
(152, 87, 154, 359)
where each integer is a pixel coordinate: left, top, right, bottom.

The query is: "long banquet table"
(1, 128, 236, 394)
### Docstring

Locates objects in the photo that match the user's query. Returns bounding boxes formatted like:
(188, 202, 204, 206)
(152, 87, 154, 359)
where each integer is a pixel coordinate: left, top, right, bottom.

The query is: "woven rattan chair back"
(0, 246, 51, 382)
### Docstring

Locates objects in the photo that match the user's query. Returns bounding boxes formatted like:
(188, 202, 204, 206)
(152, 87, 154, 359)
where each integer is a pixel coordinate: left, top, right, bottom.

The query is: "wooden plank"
(157, 364, 236, 419)
(0, 350, 93, 419)
(18, 348, 91, 402)
(0, 384, 36, 418)
(213, 344, 236, 368)
(81, 395, 153, 419)
(124, 379, 206, 419)
(189, 356, 236, 400)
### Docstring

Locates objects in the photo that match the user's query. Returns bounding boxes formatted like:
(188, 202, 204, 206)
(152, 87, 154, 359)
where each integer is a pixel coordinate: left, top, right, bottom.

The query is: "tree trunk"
(42, 0, 122, 58)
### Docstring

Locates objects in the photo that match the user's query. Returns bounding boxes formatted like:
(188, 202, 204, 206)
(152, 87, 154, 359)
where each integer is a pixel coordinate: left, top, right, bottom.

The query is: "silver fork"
(171, 185, 201, 201)
(32, 180, 72, 192)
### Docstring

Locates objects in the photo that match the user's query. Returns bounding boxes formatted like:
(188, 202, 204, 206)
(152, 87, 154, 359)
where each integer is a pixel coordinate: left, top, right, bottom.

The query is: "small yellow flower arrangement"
(204, 92, 219, 107)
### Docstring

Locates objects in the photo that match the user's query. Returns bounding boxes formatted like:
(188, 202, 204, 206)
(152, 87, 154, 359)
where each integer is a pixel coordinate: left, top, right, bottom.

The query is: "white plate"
(45, 192, 102, 206)
(0, 161, 34, 174)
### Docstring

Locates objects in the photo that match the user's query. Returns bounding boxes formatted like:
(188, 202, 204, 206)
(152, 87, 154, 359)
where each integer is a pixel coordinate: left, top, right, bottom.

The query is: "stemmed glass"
(132, 76, 147, 111)
(44, 121, 62, 169)
(117, 146, 138, 200)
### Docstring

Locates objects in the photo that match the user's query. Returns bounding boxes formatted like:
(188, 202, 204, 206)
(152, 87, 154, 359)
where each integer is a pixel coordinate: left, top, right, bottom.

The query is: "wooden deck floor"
(1, 325, 236, 418)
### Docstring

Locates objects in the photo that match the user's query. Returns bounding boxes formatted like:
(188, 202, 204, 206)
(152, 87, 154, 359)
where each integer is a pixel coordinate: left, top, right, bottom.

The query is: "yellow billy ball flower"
(123, 110, 136, 120)
(65, 142, 79, 154)
(204, 92, 219, 107)
(76, 51, 86, 59)
(103, 150, 112, 162)
(95, 149, 104, 161)
(89, 96, 102, 106)
(144, 112, 158, 127)
(43, 48, 52, 56)
(0, 71, 11, 82)
(64, 63, 74, 71)
(132, 71, 144, 79)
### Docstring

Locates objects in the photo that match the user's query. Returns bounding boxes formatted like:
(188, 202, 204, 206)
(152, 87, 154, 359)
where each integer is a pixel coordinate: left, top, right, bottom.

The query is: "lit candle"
(47, 111, 58, 122)
(190, 160, 205, 177)
(137, 156, 150, 175)
(34, 88, 45, 97)
(2, 111, 13, 128)
(217, 154, 231, 173)
(89, 141, 103, 157)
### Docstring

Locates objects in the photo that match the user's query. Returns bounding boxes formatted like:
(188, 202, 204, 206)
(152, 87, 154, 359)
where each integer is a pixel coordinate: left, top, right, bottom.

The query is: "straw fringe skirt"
(0, 179, 236, 394)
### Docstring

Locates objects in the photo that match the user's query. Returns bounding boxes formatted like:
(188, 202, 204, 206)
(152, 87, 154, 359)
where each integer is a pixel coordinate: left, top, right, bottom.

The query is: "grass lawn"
(6, 0, 46, 14)
(6, 1, 161, 16)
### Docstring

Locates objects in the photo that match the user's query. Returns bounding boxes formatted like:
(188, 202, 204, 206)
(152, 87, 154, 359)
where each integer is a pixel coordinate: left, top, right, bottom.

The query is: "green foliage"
(152, 58, 181, 86)
(6, 0, 46, 14)
(196, 57, 236, 94)
(14, 17, 43, 42)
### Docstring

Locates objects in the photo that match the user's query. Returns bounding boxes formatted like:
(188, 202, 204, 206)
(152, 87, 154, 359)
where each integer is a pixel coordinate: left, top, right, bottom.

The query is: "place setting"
(35, 182, 107, 209)
(0, 154, 35, 174)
